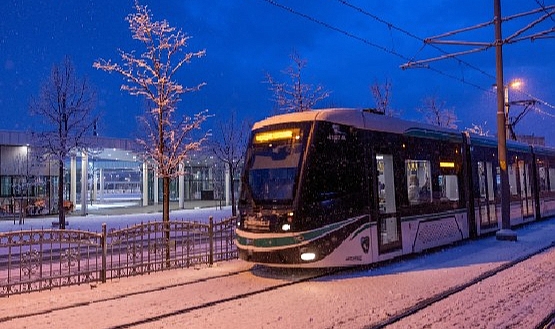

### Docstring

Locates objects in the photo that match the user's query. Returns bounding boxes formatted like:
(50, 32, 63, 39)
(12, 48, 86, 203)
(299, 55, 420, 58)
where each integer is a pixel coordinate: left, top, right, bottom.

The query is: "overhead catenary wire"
(534, 0, 555, 23)
(261, 0, 490, 93)
(335, 0, 496, 81)
(262, 0, 555, 120)
(346, 0, 555, 119)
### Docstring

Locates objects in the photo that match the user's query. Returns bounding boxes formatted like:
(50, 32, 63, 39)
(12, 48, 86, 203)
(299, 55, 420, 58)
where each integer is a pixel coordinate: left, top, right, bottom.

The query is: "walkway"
(76, 200, 228, 216)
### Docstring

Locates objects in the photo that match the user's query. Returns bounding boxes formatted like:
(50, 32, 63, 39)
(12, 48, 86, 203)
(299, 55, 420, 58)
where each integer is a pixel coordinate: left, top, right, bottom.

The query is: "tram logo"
(360, 236, 369, 254)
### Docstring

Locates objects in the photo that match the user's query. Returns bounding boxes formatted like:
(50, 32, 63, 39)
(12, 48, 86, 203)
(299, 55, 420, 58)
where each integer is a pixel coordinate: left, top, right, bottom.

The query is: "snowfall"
(1, 204, 554, 329)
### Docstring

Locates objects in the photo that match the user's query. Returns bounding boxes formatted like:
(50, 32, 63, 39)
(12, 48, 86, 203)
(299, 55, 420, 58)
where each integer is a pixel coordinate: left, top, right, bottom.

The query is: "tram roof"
(253, 108, 463, 142)
(253, 108, 555, 151)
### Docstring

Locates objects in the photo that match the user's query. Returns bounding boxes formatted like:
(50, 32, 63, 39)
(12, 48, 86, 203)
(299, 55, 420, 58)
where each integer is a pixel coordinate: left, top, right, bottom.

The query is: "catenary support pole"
(494, 0, 517, 241)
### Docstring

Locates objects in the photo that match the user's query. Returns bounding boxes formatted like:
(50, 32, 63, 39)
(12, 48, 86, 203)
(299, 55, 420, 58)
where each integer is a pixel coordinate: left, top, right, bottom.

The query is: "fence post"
(101, 223, 107, 283)
(209, 216, 214, 266)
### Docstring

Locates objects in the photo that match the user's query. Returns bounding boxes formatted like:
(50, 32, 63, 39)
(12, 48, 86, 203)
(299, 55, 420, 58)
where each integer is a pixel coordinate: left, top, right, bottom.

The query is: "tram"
(235, 108, 555, 267)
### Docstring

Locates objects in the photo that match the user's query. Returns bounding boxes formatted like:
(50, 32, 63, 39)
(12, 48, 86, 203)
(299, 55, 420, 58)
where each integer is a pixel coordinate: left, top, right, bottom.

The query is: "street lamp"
(505, 80, 522, 112)
(495, 79, 523, 138)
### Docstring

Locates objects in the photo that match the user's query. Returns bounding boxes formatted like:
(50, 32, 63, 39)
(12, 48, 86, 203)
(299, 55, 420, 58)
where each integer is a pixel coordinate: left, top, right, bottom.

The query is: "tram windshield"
(244, 126, 307, 204)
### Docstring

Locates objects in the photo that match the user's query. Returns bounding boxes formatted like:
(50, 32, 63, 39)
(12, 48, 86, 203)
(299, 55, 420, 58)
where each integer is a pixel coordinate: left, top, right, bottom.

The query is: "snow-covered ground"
(0, 204, 233, 233)
(1, 211, 554, 329)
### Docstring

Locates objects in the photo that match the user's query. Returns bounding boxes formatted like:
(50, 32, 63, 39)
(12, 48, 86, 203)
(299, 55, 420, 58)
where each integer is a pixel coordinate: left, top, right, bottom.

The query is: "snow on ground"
(1, 211, 554, 329)
(0, 205, 233, 233)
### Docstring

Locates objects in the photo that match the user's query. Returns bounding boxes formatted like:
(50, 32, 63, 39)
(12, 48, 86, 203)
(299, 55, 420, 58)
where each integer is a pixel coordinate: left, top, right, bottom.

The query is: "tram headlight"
(281, 223, 291, 231)
(300, 252, 316, 261)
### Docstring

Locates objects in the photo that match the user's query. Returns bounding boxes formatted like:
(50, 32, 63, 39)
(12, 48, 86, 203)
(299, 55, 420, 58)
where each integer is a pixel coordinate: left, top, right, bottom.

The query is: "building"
(516, 134, 545, 146)
(0, 130, 235, 217)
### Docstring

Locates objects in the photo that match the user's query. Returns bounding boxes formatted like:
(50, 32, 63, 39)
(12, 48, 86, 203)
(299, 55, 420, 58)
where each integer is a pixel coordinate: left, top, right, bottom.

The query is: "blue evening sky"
(1, 1, 554, 144)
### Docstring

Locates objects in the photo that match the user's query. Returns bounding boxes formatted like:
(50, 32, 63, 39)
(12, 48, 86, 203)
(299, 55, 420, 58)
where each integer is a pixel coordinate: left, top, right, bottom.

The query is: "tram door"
(477, 161, 497, 228)
(517, 160, 534, 218)
(376, 154, 402, 253)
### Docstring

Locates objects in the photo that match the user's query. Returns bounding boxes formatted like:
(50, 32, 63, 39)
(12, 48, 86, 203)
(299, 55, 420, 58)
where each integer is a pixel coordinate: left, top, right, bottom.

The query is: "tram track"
(365, 240, 555, 329)
(79, 239, 555, 329)
(535, 309, 555, 329)
(2, 264, 347, 329)
(0, 267, 252, 324)
(3, 241, 554, 329)
(106, 267, 343, 329)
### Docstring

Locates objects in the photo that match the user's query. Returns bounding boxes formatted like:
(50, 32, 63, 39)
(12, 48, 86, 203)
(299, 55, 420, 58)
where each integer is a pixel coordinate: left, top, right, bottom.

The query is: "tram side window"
(518, 161, 532, 199)
(538, 166, 548, 192)
(508, 163, 518, 196)
(406, 160, 431, 205)
(437, 160, 459, 201)
(538, 166, 555, 192)
(550, 168, 555, 192)
(478, 161, 499, 201)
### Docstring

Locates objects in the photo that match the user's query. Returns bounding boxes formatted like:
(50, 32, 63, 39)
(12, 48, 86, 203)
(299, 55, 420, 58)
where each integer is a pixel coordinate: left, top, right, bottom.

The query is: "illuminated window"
(405, 160, 431, 204)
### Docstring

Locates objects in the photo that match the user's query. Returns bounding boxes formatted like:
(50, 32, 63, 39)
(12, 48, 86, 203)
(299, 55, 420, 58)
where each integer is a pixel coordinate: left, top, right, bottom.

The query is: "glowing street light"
(493, 79, 524, 139)
(504, 79, 523, 137)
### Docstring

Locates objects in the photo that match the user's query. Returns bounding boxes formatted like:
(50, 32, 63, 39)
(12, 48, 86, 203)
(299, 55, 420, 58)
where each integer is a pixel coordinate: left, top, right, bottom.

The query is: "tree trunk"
(163, 176, 170, 267)
(58, 159, 66, 229)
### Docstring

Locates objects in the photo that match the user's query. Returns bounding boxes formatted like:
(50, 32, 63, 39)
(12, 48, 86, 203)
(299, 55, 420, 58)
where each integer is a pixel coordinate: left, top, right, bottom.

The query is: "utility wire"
(336, 0, 555, 118)
(335, 0, 496, 80)
(534, 0, 555, 22)
(262, 0, 555, 118)
(261, 0, 490, 93)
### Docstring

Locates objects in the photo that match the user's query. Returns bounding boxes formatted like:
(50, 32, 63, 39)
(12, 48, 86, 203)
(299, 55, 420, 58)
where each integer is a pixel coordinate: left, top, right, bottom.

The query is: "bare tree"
(211, 111, 250, 216)
(465, 122, 490, 136)
(417, 96, 458, 129)
(93, 2, 210, 264)
(266, 51, 330, 113)
(29, 57, 97, 229)
(370, 78, 398, 116)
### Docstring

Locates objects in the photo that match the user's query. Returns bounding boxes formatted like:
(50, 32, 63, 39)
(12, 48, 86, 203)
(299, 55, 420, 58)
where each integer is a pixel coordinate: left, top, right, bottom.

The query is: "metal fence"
(0, 216, 237, 297)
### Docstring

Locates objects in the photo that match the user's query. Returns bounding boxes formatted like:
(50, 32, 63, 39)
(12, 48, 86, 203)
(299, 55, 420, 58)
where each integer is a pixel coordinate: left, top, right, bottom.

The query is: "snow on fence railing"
(0, 216, 237, 297)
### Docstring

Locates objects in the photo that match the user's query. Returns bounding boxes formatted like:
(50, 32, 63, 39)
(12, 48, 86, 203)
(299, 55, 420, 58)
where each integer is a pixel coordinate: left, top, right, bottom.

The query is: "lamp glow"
(300, 252, 316, 261)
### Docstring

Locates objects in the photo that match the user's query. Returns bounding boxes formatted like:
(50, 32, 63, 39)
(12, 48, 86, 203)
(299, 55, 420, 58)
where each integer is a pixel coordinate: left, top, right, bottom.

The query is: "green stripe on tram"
(237, 218, 357, 248)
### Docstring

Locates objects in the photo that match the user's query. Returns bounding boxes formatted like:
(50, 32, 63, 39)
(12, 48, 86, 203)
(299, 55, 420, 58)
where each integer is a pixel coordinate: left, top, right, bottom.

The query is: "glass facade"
(1, 136, 239, 215)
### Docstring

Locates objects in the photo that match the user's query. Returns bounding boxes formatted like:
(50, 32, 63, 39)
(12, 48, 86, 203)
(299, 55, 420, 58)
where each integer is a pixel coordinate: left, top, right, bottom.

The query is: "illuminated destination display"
(254, 129, 300, 143)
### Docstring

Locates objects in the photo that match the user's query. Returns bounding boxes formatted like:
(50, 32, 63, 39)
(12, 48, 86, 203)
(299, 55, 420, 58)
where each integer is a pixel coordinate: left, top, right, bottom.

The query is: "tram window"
(478, 162, 487, 199)
(508, 163, 518, 196)
(538, 166, 547, 192)
(377, 154, 396, 213)
(405, 160, 431, 205)
(479, 162, 498, 201)
(550, 168, 555, 192)
(438, 175, 459, 201)
(523, 162, 532, 196)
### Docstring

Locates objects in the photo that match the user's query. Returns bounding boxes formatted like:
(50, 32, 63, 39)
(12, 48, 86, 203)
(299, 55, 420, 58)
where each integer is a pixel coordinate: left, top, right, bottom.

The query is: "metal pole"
(494, 0, 517, 241)
(209, 216, 214, 266)
(101, 223, 107, 283)
(504, 86, 510, 138)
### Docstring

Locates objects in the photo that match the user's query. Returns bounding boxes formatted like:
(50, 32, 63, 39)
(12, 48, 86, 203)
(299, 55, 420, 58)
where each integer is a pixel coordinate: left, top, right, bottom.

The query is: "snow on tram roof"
(251, 108, 555, 152)
(252, 108, 459, 136)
